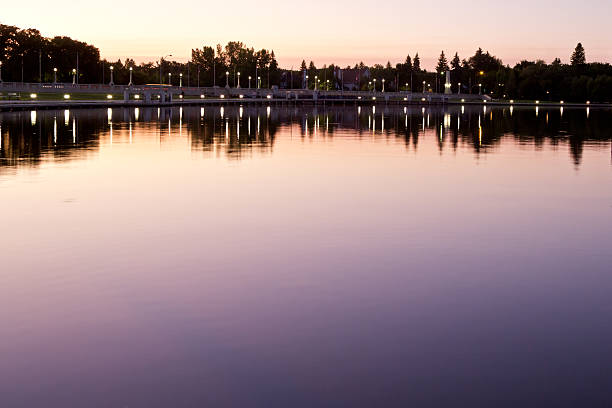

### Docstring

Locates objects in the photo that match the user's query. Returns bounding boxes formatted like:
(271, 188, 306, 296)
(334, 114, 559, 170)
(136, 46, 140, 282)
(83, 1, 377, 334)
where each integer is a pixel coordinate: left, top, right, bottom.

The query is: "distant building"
(335, 68, 370, 91)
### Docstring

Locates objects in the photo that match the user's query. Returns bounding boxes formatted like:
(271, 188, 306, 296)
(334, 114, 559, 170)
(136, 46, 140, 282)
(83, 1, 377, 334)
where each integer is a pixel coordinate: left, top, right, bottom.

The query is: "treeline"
(2, 23, 612, 102)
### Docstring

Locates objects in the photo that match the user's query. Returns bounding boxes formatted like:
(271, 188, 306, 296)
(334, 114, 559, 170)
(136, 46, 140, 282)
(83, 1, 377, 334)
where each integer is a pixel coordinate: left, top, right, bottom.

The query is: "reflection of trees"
(1, 106, 610, 170)
(0, 109, 106, 171)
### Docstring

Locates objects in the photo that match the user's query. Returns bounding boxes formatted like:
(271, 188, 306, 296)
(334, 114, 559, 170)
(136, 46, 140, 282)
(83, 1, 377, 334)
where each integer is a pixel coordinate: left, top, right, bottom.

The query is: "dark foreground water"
(1, 105, 611, 407)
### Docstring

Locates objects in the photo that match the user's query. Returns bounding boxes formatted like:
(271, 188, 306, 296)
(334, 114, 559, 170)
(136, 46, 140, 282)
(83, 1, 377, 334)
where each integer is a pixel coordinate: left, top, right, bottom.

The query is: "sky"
(3, 0, 611, 69)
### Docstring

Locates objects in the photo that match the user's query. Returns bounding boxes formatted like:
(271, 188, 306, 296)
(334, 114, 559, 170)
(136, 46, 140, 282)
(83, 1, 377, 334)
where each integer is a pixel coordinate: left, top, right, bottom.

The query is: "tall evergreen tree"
(436, 51, 449, 74)
(404, 54, 412, 71)
(571, 43, 586, 65)
(413, 53, 421, 71)
(451, 52, 461, 70)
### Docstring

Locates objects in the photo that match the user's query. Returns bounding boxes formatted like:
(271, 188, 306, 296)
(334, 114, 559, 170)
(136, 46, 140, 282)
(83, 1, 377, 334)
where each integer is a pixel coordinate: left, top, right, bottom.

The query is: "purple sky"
(4, 0, 611, 69)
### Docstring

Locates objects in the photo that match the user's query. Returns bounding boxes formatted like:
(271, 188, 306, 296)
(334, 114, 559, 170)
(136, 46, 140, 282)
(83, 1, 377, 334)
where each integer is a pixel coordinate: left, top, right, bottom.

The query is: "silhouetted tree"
(571, 43, 586, 65)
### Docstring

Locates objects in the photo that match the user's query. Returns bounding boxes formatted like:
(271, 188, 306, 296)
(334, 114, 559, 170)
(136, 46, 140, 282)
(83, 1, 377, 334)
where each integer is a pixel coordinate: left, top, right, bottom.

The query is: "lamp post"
(53, 67, 58, 83)
(478, 83, 482, 95)
(305, 75, 308, 90)
(373, 78, 377, 92)
(422, 80, 426, 93)
(225, 71, 229, 87)
(405, 83, 409, 93)
(72, 69, 76, 85)
(128, 67, 133, 86)
(326, 79, 329, 90)
(248, 75, 251, 88)
(382, 78, 385, 92)
(368, 81, 372, 92)
(457, 82, 461, 95)
(314, 75, 318, 90)
(237, 72, 241, 88)
(179, 73, 183, 87)
(109, 66, 114, 85)
(257, 76, 261, 89)
(159, 54, 172, 84)
(0, 61, 2, 83)
(168, 72, 172, 86)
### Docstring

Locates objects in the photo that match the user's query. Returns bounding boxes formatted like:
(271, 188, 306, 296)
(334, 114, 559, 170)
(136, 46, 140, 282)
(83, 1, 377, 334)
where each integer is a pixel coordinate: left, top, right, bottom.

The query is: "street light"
(0, 61, 2, 83)
(128, 67, 133, 86)
(405, 82, 409, 93)
(257, 76, 261, 89)
(179, 73, 183, 87)
(457, 82, 461, 95)
(109, 66, 114, 86)
(237, 72, 241, 88)
(314, 75, 318, 90)
(326, 79, 329, 90)
(72, 68, 76, 85)
(305, 75, 309, 90)
(225, 71, 229, 87)
(478, 83, 482, 95)
(159, 54, 172, 84)
(53, 67, 58, 83)
(248, 75, 251, 88)
(168, 72, 172, 86)
(382, 78, 385, 92)
(422, 80, 426, 93)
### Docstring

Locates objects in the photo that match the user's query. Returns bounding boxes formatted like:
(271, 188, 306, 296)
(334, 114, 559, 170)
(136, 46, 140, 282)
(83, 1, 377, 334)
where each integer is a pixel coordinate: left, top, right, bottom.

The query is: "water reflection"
(0, 105, 611, 170)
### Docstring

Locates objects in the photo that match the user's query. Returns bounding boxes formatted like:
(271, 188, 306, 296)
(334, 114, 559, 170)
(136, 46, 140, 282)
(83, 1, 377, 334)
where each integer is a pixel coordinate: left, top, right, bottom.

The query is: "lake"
(1, 104, 611, 407)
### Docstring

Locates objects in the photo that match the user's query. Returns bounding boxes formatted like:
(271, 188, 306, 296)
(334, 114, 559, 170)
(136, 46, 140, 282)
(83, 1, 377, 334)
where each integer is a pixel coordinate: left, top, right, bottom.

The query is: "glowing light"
(63, 94, 70, 99)
(220, 94, 225, 99)
(30, 93, 37, 99)
(200, 95, 205, 99)
(266, 95, 272, 99)
(134, 94, 140, 99)
(107, 94, 113, 99)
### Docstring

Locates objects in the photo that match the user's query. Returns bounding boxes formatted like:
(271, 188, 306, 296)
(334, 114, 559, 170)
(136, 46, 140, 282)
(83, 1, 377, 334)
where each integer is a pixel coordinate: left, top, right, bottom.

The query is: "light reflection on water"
(0, 106, 611, 408)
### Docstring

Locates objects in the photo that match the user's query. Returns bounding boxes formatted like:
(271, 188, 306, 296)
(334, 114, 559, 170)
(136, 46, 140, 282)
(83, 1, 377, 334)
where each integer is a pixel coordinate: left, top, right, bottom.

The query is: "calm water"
(1, 105, 611, 407)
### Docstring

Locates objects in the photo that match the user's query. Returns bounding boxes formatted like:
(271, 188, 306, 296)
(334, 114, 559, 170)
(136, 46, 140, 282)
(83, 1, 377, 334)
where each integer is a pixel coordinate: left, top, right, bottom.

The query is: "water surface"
(1, 105, 611, 407)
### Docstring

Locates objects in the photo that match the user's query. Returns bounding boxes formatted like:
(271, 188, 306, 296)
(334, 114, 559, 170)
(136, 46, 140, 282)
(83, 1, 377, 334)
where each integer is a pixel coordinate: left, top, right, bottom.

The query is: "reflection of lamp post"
(72, 69, 76, 85)
(109, 66, 114, 85)
(54, 67, 58, 83)
(237, 72, 241, 88)
(225, 71, 229, 87)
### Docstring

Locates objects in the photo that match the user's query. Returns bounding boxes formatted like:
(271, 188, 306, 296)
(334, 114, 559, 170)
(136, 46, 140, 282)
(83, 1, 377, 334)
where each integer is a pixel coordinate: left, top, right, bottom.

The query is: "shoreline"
(0, 98, 606, 112)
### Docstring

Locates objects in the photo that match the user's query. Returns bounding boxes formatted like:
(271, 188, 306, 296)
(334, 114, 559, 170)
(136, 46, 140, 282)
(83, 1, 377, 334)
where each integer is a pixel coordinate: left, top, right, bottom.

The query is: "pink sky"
(4, 0, 611, 69)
